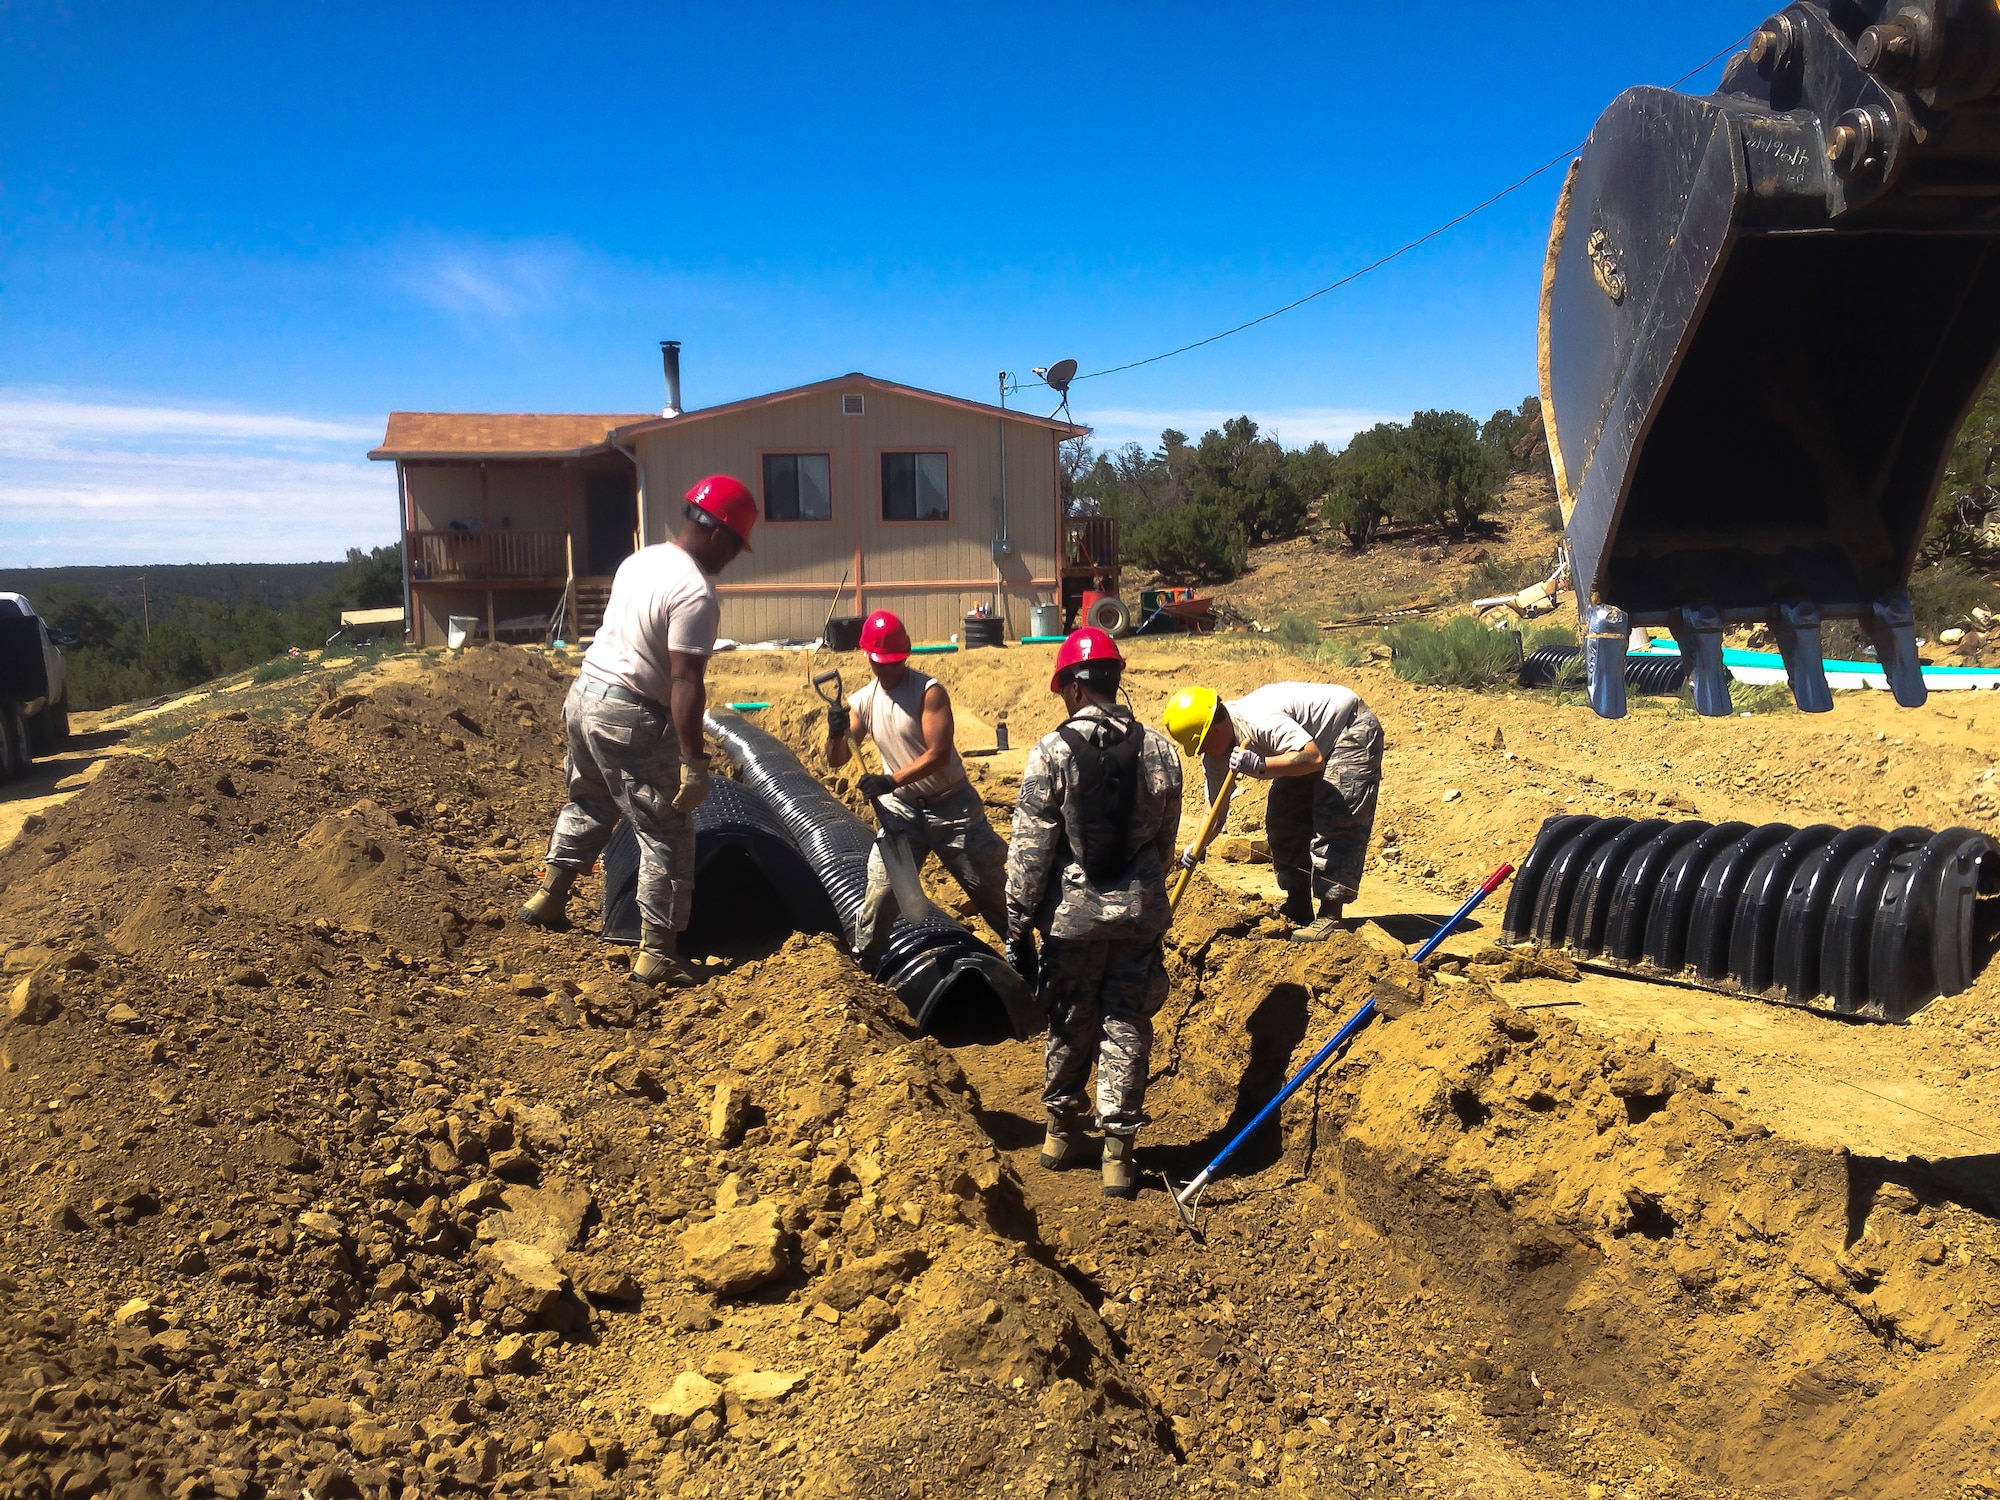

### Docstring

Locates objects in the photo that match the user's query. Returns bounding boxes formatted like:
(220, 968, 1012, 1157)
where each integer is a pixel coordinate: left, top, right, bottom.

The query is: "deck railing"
(408, 528, 568, 582)
(1063, 516, 1120, 572)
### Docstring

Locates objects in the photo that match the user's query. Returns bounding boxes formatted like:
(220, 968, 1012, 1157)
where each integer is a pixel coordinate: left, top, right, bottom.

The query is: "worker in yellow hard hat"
(1162, 681, 1384, 941)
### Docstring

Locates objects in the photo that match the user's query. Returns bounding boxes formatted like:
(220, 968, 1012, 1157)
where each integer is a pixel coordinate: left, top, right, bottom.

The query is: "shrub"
(1526, 622, 1578, 651)
(1271, 612, 1318, 646)
(1384, 615, 1522, 688)
(1313, 636, 1366, 669)
(1539, 502, 1565, 533)
(1463, 556, 1541, 601)
(253, 654, 311, 684)
(1906, 557, 2000, 635)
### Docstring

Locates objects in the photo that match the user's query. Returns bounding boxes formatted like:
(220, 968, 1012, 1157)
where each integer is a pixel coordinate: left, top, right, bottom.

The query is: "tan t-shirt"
(1204, 681, 1364, 802)
(849, 669, 963, 799)
(581, 541, 719, 705)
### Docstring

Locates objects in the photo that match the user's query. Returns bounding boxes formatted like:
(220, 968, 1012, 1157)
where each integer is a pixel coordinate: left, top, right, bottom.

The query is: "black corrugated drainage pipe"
(1518, 645, 1690, 696)
(1502, 814, 1999, 1021)
(700, 710, 1041, 1040)
(600, 777, 841, 959)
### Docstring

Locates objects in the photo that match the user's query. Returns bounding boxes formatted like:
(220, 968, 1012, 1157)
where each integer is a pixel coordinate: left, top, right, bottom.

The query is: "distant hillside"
(0, 561, 353, 621)
(2, 547, 403, 711)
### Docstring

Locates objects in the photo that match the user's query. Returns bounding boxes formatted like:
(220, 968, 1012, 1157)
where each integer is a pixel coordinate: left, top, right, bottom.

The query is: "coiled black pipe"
(1518, 645, 1689, 695)
(1503, 813, 1998, 1020)
(600, 778, 840, 956)
(703, 710, 1039, 1039)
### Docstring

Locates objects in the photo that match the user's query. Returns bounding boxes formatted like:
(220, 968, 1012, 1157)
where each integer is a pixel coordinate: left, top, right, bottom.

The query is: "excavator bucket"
(1541, 1, 2000, 719)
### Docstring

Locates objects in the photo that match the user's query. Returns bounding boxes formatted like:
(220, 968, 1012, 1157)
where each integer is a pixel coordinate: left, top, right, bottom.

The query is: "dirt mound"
(0, 649, 1171, 1500)
(3, 642, 1998, 1500)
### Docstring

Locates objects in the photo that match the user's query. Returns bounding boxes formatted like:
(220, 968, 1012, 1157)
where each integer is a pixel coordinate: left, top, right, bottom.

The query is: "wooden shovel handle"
(1169, 766, 1238, 918)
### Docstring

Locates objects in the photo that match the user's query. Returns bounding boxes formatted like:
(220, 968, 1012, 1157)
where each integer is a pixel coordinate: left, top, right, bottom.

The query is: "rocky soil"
(1, 642, 1996, 1500)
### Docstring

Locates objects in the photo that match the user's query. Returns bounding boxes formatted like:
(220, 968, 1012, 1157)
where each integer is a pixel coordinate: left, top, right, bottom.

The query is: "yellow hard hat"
(1162, 687, 1219, 757)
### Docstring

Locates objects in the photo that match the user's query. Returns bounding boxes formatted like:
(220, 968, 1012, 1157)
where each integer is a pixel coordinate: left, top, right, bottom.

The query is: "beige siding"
(485, 463, 574, 531)
(630, 385, 1063, 644)
(407, 466, 483, 530)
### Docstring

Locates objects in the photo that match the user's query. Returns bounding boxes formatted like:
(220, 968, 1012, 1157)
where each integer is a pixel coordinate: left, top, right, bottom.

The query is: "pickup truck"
(0, 592, 71, 781)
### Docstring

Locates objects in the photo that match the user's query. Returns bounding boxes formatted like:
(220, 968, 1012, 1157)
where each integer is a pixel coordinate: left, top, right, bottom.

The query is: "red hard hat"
(1050, 626, 1123, 692)
(859, 609, 911, 663)
(685, 474, 756, 551)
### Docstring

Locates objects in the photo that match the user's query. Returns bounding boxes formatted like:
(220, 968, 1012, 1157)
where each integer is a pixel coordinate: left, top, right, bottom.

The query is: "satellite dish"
(1043, 358, 1078, 393)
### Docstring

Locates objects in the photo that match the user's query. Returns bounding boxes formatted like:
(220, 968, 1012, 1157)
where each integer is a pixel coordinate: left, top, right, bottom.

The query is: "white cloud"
(1076, 406, 1403, 454)
(393, 238, 594, 323)
(0, 392, 396, 565)
(0, 398, 378, 450)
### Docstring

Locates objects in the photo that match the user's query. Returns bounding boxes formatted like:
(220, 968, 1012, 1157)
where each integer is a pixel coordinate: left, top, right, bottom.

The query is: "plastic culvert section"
(1518, 646, 1689, 696)
(600, 777, 840, 958)
(701, 710, 1040, 1040)
(1503, 814, 1999, 1020)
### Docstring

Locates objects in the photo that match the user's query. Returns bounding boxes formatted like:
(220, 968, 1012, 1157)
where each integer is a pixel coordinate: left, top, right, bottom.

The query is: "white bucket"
(447, 615, 481, 649)
(1030, 602, 1064, 639)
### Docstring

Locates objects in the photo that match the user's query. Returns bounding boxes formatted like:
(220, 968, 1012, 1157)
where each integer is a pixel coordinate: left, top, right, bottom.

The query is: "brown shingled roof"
(611, 373, 1088, 441)
(368, 412, 653, 460)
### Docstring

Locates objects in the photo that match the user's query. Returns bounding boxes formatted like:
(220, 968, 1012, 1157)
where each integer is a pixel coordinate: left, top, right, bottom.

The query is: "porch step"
(573, 577, 615, 643)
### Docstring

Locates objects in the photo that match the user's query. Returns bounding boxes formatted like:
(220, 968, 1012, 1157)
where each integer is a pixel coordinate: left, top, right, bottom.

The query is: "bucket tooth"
(1772, 601, 1833, 713)
(1669, 604, 1732, 717)
(1583, 604, 1630, 718)
(1864, 589, 1927, 708)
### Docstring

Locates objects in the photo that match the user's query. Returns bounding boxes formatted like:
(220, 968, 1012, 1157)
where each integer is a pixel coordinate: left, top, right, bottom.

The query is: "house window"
(882, 452, 949, 521)
(763, 453, 832, 522)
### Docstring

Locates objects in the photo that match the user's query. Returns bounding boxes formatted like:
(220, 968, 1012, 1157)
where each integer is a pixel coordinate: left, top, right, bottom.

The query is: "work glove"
(857, 772, 897, 802)
(1228, 747, 1267, 776)
(825, 704, 851, 739)
(671, 758, 711, 813)
(1176, 846, 1200, 872)
(1006, 930, 1039, 987)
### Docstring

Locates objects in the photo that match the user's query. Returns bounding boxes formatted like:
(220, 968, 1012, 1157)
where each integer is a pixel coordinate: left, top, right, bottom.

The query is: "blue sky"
(1, 2, 1763, 564)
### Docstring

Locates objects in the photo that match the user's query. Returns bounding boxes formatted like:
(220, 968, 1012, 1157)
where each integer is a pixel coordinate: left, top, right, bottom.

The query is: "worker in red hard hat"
(825, 608, 1010, 958)
(518, 475, 754, 987)
(1006, 627, 1183, 1200)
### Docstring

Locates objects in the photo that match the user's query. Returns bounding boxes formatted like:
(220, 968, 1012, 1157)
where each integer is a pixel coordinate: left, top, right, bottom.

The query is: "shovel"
(812, 669, 948, 927)
(1168, 767, 1238, 920)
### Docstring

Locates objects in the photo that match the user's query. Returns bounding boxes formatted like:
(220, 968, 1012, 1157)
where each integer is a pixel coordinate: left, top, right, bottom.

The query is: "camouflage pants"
(544, 677, 696, 933)
(854, 781, 1010, 954)
(1041, 936, 1170, 1138)
(1266, 705, 1382, 904)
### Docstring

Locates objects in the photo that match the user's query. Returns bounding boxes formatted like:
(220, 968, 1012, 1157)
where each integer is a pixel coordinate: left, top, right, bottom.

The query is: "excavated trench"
(601, 704, 2000, 1497)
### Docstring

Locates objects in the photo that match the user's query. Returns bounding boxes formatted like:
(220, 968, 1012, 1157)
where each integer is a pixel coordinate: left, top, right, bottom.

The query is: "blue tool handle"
(1184, 862, 1514, 1191)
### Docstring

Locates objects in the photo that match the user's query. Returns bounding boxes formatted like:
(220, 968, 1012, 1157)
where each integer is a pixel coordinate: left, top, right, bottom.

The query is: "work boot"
(1102, 1135, 1138, 1200)
(630, 923, 698, 989)
(1290, 898, 1346, 944)
(1039, 1115, 1092, 1171)
(516, 867, 576, 928)
(1278, 889, 1313, 927)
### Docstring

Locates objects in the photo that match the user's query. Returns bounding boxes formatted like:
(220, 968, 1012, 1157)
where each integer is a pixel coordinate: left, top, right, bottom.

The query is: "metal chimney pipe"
(660, 340, 683, 418)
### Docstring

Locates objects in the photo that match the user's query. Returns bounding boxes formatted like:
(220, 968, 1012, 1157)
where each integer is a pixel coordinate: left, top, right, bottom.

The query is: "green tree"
(1125, 499, 1247, 583)
(1321, 423, 1411, 551)
(1188, 416, 1304, 543)
(1480, 396, 1552, 477)
(1396, 410, 1504, 537)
